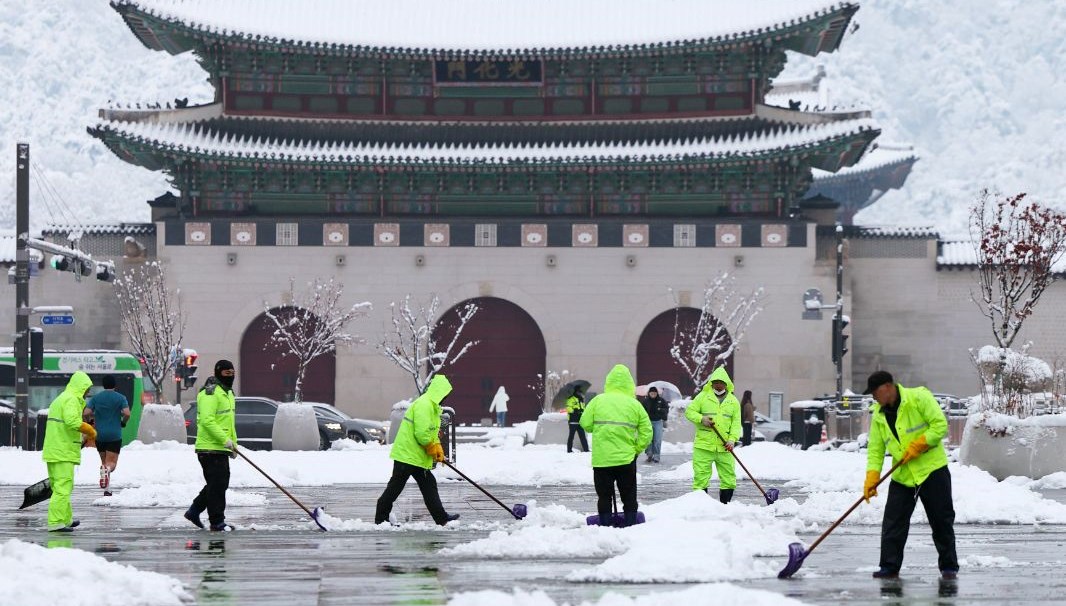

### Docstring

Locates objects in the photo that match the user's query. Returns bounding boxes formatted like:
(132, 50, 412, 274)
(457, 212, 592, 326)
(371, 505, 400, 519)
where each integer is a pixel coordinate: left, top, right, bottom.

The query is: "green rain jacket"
(866, 384, 949, 487)
(391, 374, 451, 469)
(194, 380, 237, 452)
(42, 371, 93, 465)
(566, 395, 585, 423)
(579, 365, 652, 468)
(685, 367, 742, 452)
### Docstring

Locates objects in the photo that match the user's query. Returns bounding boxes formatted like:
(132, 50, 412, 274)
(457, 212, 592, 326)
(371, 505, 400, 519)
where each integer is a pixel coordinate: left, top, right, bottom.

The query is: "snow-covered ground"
(6, 433, 1066, 602)
(447, 585, 811, 606)
(1, 538, 191, 606)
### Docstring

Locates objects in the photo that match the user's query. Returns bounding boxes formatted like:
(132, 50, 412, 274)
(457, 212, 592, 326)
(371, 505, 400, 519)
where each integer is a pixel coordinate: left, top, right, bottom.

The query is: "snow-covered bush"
(972, 345, 1054, 418)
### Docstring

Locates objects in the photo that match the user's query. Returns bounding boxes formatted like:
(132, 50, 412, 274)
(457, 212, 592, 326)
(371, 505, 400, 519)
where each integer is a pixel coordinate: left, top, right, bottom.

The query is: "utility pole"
(833, 223, 844, 400)
(14, 143, 30, 449)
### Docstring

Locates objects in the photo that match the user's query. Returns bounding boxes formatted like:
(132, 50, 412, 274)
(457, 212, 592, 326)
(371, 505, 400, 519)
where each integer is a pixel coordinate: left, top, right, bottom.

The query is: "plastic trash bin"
(789, 400, 827, 450)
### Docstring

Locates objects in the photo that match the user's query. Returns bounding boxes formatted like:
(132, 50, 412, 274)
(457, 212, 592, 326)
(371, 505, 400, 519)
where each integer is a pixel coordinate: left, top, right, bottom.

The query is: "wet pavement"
(6, 452, 1066, 605)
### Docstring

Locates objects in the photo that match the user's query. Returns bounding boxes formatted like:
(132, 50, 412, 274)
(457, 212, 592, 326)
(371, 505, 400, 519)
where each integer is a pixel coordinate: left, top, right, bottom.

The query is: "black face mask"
(214, 360, 235, 391)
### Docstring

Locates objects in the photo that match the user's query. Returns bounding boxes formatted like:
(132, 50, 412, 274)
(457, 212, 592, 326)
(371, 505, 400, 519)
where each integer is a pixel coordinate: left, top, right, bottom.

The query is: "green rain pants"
(47, 461, 75, 530)
(692, 448, 736, 491)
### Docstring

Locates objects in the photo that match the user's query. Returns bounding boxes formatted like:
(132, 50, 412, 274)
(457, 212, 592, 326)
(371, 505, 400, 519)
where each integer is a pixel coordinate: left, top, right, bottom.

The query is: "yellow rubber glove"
(903, 435, 929, 463)
(863, 470, 880, 503)
(425, 442, 445, 462)
(79, 422, 97, 442)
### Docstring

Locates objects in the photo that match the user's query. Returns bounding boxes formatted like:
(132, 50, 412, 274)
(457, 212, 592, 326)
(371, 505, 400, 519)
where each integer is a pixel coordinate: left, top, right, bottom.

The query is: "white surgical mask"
(714, 388, 726, 396)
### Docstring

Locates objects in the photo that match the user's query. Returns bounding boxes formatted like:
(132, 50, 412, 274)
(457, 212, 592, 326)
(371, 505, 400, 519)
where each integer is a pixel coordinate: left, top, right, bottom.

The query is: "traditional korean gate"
(240, 308, 336, 404)
(636, 308, 733, 399)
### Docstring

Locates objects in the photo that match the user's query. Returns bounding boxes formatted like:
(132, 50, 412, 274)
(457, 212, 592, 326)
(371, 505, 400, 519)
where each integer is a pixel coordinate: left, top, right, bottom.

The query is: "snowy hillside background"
(2, 0, 1064, 235)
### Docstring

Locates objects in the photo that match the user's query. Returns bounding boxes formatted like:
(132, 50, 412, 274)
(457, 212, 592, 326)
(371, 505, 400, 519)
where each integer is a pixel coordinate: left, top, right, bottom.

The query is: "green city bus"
(0, 350, 154, 447)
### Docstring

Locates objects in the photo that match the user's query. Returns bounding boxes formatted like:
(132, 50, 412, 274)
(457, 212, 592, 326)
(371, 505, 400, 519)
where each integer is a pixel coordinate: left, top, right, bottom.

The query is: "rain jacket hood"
(391, 374, 452, 469)
(686, 367, 741, 452)
(578, 365, 652, 467)
(42, 372, 94, 464)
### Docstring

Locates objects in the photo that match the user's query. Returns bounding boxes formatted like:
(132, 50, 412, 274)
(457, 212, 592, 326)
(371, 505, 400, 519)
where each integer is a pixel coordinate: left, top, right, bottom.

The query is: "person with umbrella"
(566, 385, 589, 453)
(579, 364, 652, 526)
(640, 386, 669, 463)
(685, 367, 742, 504)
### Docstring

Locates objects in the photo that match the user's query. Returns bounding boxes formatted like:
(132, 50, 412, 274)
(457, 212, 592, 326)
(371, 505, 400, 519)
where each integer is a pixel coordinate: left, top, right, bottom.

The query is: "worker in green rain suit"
(685, 366, 742, 504)
(579, 364, 652, 526)
(375, 374, 460, 526)
(42, 371, 97, 531)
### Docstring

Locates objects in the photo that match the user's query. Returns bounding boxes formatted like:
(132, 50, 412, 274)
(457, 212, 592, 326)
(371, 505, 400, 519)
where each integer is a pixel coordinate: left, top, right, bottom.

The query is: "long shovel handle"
(708, 423, 772, 501)
(805, 458, 906, 556)
(234, 447, 314, 518)
(443, 460, 521, 520)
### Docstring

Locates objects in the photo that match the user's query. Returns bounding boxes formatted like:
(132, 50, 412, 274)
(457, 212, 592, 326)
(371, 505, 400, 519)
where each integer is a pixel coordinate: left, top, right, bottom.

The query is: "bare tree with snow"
(113, 262, 185, 403)
(264, 277, 371, 403)
(670, 272, 765, 394)
(969, 191, 1066, 414)
(380, 294, 479, 394)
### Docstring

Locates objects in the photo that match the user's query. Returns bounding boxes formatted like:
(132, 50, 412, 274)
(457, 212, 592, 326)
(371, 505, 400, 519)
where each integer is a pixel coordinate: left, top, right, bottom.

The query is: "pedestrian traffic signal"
(832, 314, 851, 363)
(95, 262, 115, 282)
(182, 351, 198, 389)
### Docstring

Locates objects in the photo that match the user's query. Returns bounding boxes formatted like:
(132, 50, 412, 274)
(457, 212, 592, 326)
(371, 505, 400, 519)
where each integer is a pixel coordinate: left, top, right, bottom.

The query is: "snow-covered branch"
(670, 273, 765, 394)
(264, 277, 371, 402)
(379, 294, 480, 394)
(113, 262, 185, 403)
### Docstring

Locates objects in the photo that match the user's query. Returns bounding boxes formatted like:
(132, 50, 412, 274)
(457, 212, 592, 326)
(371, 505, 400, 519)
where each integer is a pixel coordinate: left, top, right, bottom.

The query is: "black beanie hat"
(214, 359, 234, 379)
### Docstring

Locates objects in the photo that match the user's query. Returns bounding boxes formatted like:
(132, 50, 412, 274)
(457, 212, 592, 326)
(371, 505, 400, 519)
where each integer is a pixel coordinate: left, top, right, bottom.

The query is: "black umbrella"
(551, 380, 591, 409)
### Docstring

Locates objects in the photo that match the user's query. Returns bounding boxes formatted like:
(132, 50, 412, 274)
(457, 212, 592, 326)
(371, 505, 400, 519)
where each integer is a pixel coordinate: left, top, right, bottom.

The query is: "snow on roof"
(42, 223, 155, 236)
(856, 226, 937, 238)
(93, 116, 878, 165)
(114, 0, 854, 56)
(937, 239, 1066, 272)
(812, 144, 917, 180)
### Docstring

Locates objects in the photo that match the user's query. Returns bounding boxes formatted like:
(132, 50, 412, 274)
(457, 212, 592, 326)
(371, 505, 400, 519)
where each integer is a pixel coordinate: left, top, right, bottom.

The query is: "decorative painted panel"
(761, 224, 788, 247)
(475, 224, 497, 247)
(374, 223, 400, 246)
(231, 222, 257, 246)
(673, 224, 696, 247)
(716, 224, 741, 247)
(521, 224, 547, 247)
(323, 223, 348, 246)
(572, 224, 598, 247)
(185, 222, 211, 246)
(424, 223, 450, 247)
(623, 224, 649, 247)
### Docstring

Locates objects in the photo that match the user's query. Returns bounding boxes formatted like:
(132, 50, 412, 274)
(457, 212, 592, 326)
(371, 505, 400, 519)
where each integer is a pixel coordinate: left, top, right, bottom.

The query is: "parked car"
(306, 402, 386, 444)
(184, 396, 373, 450)
(753, 411, 792, 445)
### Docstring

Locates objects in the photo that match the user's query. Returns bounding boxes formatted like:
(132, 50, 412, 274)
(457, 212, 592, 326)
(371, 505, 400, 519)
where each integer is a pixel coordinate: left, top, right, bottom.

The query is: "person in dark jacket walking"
(740, 390, 756, 447)
(566, 388, 589, 453)
(641, 387, 670, 463)
(185, 360, 238, 532)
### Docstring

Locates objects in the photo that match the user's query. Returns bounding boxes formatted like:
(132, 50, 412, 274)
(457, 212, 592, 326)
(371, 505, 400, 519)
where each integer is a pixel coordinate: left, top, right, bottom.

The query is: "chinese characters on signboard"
(434, 60, 543, 85)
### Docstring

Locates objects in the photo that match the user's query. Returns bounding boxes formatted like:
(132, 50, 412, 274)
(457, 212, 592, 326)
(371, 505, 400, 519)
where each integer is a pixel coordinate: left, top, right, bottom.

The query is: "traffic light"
(174, 354, 185, 383)
(832, 314, 851, 363)
(95, 262, 115, 282)
(74, 259, 93, 277)
(182, 350, 199, 389)
(50, 255, 70, 272)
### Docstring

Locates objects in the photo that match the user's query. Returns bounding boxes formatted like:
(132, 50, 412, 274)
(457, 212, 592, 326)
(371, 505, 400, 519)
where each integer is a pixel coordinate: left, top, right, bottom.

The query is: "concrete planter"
(271, 403, 320, 451)
(137, 404, 187, 445)
(959, 413, 1066, 480)
(534, 412, 576, 445)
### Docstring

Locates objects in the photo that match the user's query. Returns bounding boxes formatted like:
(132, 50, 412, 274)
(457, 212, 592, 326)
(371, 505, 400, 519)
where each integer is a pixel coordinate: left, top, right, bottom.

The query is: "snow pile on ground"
(91, 483, 266, 508)
(959, 555, 1020, 568)
(448, 584, 810, 606)
(444, 491, 796, 583)
(1, 539, 191, 606)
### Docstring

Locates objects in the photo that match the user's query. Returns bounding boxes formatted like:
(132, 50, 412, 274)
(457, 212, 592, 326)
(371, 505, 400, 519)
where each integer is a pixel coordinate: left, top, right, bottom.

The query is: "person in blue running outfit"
(83, 374, 130, 496)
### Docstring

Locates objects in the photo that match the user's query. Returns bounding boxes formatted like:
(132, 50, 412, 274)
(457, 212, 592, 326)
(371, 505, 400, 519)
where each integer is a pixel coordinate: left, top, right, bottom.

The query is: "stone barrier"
(272, 402, 320, 451)
(137, 404, 187, 445)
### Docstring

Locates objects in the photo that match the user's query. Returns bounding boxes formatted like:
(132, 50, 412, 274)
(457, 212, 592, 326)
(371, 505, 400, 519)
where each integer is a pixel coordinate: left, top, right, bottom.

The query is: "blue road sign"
(41, 315, 75, 326)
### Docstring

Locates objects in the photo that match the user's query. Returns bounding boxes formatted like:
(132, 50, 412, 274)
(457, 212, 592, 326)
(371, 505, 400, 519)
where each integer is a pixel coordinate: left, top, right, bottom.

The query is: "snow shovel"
(585, 493, 645, 527)
(19, 478, 51, 510)
(778, 458, 906, 579)
(707, 423, 780, 505)
(442, 460, 527, 519)
(233, 448, 328, 531)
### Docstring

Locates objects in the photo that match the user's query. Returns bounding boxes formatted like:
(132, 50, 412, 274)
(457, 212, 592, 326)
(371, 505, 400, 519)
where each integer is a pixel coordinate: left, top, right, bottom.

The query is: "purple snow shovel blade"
(512, 504, 528, 519)
(310, 507, 328, 532)
(765, 488, 780, 505)
(778, 542, 808, 578)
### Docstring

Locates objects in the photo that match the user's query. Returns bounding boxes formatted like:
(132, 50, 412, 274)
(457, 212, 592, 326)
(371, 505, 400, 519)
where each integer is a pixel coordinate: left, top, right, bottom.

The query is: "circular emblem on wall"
(766, 232, 782, 245)
(327, 230, 345, 244)
(577, 231, 594, 244)
(378, 231, 396, 244)
(235, 230, 252, 244)
(428, 231, 446, 244)
(720, 233, 737, 245)
(189, 230, 207, 243)
(525, 232, 543, 244)
(627, 232, 645, 245)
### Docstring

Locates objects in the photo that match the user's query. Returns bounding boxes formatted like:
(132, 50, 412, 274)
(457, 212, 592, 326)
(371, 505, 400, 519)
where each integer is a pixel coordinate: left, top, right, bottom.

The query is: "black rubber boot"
(719, 489, 734, 504)
(624, 511, 639, 527)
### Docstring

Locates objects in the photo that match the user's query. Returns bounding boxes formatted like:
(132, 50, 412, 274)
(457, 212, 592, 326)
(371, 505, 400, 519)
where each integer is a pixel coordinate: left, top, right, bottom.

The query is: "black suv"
(184, 396, 382, 450)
